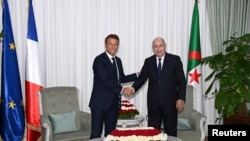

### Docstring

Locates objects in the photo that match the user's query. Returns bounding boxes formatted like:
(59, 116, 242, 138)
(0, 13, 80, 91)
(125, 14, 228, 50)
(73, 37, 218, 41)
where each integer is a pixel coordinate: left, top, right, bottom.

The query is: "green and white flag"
(186, 1, 203, 113)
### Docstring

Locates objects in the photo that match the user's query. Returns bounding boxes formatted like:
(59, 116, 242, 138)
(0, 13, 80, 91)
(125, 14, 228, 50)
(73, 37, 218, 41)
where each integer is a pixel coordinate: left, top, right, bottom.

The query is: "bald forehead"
(152, 37, 166, 46)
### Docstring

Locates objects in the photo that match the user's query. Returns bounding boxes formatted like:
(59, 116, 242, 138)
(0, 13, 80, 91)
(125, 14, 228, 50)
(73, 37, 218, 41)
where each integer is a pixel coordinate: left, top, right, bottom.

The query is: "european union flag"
(0, 0, 25, 140)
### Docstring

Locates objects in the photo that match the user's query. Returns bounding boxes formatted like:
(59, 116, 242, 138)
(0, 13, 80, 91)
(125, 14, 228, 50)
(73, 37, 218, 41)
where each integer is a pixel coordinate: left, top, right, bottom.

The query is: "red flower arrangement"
(106, 127, 168, 141)
(110, 128, 161, 136)
(118, 100, 139, 119)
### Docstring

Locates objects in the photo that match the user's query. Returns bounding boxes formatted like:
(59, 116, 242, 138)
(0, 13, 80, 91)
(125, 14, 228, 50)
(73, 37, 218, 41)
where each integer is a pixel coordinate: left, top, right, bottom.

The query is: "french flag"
(25, 0, 44, 140)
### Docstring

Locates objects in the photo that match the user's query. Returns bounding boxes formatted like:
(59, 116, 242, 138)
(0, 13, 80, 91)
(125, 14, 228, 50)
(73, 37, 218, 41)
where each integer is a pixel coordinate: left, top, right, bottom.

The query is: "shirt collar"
(156, 54, 165, 62)
(106, 52, 115, 62)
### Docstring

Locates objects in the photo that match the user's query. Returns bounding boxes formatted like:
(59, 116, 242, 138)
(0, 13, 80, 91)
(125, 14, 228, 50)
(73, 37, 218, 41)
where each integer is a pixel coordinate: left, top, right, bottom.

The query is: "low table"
(116, 115, 145, 128)
(90, 136, 183, 141)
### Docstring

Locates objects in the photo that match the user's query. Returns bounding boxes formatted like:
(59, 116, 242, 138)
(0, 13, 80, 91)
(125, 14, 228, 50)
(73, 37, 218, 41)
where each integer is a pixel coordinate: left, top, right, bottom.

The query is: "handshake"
(122, 86, 135, 97)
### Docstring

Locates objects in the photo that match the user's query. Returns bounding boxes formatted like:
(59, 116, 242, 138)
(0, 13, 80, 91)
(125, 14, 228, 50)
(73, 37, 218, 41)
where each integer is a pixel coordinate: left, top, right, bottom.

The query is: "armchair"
(38, 86, 91, 141)
(177, 85, 207, 141)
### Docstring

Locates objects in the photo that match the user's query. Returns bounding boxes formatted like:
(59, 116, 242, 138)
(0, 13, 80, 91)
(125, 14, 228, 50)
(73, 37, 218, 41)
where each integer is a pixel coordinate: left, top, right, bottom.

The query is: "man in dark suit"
(125, 37, 186, 136)
(88, 34, 138, 139)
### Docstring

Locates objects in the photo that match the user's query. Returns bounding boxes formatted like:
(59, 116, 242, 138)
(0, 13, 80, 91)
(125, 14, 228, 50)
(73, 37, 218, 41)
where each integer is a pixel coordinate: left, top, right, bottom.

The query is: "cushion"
(48, 111, 78, 134)
(177, 118, 191, 130)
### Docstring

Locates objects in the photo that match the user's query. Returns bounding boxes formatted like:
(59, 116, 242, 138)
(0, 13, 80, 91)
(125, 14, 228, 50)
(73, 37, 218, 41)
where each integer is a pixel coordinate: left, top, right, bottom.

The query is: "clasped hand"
(122, 87, 134, 96)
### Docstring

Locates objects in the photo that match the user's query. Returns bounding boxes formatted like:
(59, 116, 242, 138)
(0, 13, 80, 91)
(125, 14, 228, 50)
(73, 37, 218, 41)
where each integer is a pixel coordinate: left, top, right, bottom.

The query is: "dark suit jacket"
(132, 52, 186, 113)
(89, 52, 137, 111)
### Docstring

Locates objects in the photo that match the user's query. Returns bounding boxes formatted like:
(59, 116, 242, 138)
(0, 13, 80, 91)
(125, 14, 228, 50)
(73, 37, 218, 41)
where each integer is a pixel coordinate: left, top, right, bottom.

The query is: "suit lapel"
(161, 53, 170, 76)
(104, 53, 120, 83)
(151, 55, 160, 78)
(103, 52, 117, 74)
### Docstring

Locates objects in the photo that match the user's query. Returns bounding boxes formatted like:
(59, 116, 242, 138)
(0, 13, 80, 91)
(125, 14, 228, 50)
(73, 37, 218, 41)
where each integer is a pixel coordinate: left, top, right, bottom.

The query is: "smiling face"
(105, 35, 119, 56)
(152, 37, 166, 58)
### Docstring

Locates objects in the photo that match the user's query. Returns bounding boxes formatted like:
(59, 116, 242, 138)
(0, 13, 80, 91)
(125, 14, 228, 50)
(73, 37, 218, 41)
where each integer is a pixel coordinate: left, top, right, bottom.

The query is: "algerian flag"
(186, 1, 203, 113)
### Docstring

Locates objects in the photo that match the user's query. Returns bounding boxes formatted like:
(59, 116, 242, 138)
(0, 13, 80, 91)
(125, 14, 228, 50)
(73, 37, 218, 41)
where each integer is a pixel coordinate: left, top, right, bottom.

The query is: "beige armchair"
(38, 86, 91, 141)
(177, 85, 207, 141)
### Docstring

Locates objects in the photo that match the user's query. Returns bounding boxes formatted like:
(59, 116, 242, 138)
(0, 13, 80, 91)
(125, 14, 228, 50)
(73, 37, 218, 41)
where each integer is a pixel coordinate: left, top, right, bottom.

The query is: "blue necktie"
(158, 58, 161, 77)
(112, 57, 118, 81)
(112, 57, 121, 109)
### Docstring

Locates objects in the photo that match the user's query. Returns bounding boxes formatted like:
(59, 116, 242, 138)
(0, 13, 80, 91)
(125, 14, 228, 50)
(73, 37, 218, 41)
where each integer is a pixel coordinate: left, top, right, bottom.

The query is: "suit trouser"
(90, 98, 119, 139)
(148, 106, 178, 136)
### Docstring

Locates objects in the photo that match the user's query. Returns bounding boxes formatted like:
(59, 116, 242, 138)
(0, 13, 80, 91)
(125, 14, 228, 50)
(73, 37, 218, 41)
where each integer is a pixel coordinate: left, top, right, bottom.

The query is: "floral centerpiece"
(105, 127, 168, 141)
(118, 100, 139, 119)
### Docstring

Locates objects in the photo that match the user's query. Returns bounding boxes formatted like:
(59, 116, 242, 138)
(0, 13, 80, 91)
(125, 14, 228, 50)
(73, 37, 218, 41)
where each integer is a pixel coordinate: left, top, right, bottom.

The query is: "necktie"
(157, 58, 161, 77)
(112, 57, 118, 80)
(112, 57, 121, 109)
